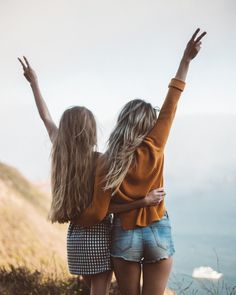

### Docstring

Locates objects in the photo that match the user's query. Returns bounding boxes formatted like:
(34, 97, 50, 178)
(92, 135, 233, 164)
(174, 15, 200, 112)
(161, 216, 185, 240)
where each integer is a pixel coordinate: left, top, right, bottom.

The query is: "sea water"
(165, 187, 236, 293)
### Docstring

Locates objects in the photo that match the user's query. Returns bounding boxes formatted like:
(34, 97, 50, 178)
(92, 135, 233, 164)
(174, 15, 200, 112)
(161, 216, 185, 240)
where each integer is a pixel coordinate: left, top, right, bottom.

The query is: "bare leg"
(142, 257, 173, 295)
(104, 271, 113, 295)
(82, 275, 91, 288)
(89, 271, 112, 295)
(112, 257, 141, 295)
(82, 271, 112, 295)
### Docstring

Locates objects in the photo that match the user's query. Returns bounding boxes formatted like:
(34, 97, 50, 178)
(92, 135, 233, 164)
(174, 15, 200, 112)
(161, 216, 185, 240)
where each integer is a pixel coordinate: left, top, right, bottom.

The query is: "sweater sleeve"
(147, 78, 185, 149)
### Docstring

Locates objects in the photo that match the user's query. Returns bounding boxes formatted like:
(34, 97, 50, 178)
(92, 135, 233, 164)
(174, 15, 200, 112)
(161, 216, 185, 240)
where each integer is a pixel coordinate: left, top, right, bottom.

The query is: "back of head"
(49, 106, 97, 223)
(104, 99, 157, 191)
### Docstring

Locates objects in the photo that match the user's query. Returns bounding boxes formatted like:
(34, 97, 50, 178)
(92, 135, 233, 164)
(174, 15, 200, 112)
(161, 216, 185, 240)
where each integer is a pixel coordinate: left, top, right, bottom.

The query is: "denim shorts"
(111, 212, 175, 263)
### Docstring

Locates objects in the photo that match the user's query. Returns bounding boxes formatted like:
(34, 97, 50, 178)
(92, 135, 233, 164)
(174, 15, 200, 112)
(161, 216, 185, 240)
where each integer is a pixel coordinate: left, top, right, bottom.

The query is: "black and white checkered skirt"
(67, 216, 112, 275)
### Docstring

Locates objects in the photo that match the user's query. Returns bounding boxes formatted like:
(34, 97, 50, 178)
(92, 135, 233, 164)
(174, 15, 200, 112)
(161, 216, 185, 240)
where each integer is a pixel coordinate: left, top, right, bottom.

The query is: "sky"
(0, 0, 236, 180)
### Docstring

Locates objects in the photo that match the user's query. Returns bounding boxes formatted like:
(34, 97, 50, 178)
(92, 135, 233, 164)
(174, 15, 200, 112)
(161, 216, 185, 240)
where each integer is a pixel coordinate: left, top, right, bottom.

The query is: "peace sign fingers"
(183, 28, 207, 62)
(195, 31, 207, 43)
(23, 56, 31, 68)
(190, 28, 201, 42)
(190, 28, 207, 44)
(18, 57, 27, 71)
(18, 56, 38, 84)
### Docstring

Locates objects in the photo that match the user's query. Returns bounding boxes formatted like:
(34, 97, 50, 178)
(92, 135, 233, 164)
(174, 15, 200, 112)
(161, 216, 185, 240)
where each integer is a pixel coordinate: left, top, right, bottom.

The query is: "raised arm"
(108, 188, 165, 214)
(18, 56, 58, 143)
(148, 28, 207, 149)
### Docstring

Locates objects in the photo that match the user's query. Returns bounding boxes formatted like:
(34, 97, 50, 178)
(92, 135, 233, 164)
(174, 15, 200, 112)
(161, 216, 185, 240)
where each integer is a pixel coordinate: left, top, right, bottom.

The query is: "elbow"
(108, 204, 118, 214)
(92, 210, 108, 223)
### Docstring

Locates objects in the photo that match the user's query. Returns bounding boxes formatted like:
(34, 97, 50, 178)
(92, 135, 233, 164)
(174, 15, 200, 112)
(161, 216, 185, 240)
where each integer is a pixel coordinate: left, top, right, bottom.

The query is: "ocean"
(165, 185, 236, 293)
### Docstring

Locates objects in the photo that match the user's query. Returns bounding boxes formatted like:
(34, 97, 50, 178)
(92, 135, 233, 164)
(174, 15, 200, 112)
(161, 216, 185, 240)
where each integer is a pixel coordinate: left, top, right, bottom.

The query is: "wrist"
(30, 79, 38, 87)
(141, 198, 148, 207)
(181, 56, 191, 65)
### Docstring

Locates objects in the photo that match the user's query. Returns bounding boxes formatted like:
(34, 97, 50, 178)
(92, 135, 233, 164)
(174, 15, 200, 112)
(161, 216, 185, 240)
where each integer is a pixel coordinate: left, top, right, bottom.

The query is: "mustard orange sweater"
(74, 78, 185, 229)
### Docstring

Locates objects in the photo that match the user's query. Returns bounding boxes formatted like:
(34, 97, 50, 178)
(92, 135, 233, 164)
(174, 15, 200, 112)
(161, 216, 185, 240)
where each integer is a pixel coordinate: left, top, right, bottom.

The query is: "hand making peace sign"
(18, 56, 38, 85)
(183, 28, 207, 62)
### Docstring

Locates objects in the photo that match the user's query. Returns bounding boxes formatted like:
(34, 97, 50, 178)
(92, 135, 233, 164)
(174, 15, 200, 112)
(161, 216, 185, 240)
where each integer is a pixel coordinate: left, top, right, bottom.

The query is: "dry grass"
(0, 162, 50, 214)
(170, 274, 236, 295)
(0, 265, 89, 295)
(0, 265, 177, 295)
(0, 162, 68, 277)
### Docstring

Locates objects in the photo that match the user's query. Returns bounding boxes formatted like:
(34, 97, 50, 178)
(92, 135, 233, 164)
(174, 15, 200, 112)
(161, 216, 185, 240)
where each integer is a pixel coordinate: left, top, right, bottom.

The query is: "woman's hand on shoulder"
(182, 28, 207, 63)
(18, 56, 38, 85)
(144, 188, 166, 206)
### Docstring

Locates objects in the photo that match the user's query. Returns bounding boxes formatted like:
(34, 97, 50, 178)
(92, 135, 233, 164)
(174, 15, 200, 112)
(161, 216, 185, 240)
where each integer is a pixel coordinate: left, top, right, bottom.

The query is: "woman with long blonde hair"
(80, 28, 205, 295)
(18, 57, 165, 295)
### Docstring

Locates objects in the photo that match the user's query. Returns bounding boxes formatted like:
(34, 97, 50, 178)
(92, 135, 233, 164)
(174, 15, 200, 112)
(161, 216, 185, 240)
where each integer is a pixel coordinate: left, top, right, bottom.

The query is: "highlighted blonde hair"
(49, 106, 97, 223)
(103, 99, 157, 191)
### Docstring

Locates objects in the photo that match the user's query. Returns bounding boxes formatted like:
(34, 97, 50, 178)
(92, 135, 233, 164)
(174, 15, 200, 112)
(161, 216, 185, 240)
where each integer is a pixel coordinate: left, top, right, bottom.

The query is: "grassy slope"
(0, 162, 68, 277)
(0, 161, 50, 213)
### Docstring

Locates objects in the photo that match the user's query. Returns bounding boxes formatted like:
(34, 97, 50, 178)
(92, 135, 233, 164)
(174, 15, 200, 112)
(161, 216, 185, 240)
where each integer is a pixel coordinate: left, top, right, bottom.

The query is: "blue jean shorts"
(111, 212, 175, 263)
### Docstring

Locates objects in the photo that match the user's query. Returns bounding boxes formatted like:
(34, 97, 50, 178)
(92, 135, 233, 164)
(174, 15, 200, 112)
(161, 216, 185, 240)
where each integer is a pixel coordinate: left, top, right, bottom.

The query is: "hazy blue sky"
(0, 0, 236, 180)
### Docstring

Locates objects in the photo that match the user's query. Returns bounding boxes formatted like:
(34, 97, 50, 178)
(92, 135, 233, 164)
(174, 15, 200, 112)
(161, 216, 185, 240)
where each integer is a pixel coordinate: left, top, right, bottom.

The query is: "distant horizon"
(1, 113, 235, 183)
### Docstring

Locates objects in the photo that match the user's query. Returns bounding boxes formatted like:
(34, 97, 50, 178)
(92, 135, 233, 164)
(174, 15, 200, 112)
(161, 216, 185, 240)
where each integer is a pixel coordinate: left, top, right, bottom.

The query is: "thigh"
(90, 271, 113, 295)
(82, 275, 91, 288)
(112, 257, 141, 295)
(142, 257, 173, 295)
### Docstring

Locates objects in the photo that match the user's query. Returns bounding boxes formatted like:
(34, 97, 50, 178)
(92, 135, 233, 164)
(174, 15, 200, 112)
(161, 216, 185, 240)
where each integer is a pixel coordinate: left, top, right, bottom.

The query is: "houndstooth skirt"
(67, 216, 112, 275)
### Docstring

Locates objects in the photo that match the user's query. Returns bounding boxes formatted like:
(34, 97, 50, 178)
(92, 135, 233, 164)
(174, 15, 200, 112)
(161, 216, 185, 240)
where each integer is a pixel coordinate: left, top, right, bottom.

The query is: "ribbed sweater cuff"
(169, 78, 186, 92)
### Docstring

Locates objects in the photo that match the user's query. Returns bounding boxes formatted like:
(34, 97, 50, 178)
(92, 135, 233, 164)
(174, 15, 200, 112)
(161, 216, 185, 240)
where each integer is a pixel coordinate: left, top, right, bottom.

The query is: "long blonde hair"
(49, 106, 97, 223)
(103, 99, 157, 191)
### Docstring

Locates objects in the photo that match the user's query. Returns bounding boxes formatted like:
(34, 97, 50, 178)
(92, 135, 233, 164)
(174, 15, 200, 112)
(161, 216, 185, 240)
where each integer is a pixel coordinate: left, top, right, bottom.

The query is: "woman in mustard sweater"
(101, 28, 206, 295)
